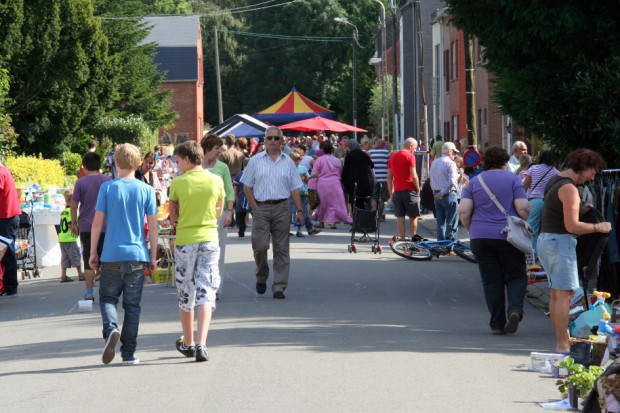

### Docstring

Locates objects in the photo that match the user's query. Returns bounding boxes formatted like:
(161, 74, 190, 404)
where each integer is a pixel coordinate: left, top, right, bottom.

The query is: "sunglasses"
(265, 136, 281, 141)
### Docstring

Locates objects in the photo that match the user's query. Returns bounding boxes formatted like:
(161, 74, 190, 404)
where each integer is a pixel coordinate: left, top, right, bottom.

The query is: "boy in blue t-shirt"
(89, 143, 158, 366)
(289, 150, 320, 237)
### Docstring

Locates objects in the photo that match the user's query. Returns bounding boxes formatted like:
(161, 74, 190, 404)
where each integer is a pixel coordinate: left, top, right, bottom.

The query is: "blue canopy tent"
(206, 114, 269, 138)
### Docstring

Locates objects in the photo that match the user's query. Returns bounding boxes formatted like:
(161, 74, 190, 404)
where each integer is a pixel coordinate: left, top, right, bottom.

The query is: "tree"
(0, 68, 18, 160)
(93, 1, 179, 134)
(196, 0, 379, 129)
(7, 0, 113, 158)
(446, 0, 620, 164)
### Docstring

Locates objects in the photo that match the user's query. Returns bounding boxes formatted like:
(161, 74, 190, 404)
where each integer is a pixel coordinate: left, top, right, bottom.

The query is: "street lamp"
(334, 17, 359, 140)
(371, 0, 388, 143)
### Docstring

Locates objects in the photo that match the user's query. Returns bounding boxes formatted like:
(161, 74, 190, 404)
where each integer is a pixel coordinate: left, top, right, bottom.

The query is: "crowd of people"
(0, 128, 613, 364)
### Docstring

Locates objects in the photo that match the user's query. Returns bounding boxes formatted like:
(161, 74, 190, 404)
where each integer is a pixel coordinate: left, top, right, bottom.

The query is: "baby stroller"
(16, 210, 39, 280)
(348, 183, 382, 254)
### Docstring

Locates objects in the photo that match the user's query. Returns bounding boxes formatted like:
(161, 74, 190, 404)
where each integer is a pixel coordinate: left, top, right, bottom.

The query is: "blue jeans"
(434, 192, 458, 240)
(528, 198, 544, 251)
(99, 261, 147, 360)
(290, 195, 315, 232)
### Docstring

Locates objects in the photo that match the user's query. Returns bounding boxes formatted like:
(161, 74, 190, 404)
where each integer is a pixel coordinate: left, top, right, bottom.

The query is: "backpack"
(420, 178, 435, 214)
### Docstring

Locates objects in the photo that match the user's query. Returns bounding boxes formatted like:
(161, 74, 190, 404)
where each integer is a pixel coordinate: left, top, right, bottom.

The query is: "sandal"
(60, 277, 74, 283)
(329, 224, 337, 229)
(316, 223, 325, 229)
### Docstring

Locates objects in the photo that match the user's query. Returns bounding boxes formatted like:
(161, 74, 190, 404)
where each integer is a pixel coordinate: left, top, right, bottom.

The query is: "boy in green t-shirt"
(58, 189, 84, 283)
(168, 141, 225, 362)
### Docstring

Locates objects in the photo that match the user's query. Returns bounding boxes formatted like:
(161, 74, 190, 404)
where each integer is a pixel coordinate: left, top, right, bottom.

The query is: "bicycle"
(389, 236, 477, 263)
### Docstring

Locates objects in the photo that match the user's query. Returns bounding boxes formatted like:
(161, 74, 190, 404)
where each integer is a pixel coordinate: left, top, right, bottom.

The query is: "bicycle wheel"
(390, 240, 433, 261)
(453, 243, 477, 263)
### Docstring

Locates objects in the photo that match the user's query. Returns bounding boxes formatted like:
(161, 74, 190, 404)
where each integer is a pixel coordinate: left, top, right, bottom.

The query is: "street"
(0, 214, 559, 413)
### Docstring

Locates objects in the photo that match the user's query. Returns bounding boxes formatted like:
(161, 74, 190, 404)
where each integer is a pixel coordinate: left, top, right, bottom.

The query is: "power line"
(219, 29, 349, 42)
(95, 0, 303, 19)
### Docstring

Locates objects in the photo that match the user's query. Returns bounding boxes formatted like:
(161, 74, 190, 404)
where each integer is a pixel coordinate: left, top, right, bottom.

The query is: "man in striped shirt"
(430, 142, 459, 240)
(241, 126, 304, 300)
(369, 138, 391, 220)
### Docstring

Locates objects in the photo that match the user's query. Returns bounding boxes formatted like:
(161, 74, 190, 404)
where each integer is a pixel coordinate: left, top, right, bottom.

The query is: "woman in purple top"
(459, 147, 530, 335)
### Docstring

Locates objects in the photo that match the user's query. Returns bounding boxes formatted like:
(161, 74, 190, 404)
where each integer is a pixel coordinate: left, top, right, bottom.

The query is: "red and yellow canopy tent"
(254, 87, 337, 125)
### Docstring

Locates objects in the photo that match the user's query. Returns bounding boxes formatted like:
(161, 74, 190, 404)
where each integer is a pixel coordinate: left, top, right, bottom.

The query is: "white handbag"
(478, 174, 534, 254)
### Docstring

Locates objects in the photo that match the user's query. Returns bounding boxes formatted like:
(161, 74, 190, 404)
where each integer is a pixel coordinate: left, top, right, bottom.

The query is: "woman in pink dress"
(309, 143, 351, 229)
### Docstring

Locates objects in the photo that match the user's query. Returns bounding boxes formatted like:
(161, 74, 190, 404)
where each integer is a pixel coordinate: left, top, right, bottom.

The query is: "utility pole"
(372, 0, 388, 143)
(214, 28, 224, 124)
(464, 32, 477, 149)
(390, 1, 399, 149)
(334, 17, 359, 140)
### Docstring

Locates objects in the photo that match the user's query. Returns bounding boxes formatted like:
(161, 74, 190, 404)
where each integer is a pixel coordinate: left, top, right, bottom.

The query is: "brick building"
(431, 8, 514, 151)
(143, 15, 204, 144)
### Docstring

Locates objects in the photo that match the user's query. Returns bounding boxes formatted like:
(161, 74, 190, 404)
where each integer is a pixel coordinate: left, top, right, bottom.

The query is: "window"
(161, 134, 172, 144)
(452, 115, 458, 141)
(483, 108, 487, 126)
(176, 133, 188, 143)
(444, 49, 450, 91)
(451, 40, 458, 80)
(444, 121, 451, 141)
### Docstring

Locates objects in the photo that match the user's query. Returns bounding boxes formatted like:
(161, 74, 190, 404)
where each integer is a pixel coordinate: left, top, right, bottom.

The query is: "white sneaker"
(121, 357, 140, 366)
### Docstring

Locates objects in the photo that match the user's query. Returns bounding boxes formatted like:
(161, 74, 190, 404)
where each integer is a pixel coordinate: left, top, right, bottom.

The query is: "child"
(233, 170, 251, 238)
(58, 189, 83, 282)
(89, 143, 158, 366)
(71, 151, 111, 301)
(169, 141, 225, 362)
(290, 150, 320, 237)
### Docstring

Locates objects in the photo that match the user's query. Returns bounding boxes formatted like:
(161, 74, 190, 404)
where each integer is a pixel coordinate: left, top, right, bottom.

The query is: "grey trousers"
(251, 202, 290, 293)
(216, 213, 227, 293)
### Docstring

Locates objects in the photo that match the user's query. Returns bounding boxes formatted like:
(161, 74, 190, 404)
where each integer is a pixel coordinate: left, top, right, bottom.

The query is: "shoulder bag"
(308, 176, 320, 210)
(478, 174, 534, 254)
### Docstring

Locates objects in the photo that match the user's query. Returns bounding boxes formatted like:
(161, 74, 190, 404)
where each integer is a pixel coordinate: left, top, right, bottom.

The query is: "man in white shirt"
(507, 141, 528, 173)
(429, 142, 459, 240)
(241, 126, 304, 300)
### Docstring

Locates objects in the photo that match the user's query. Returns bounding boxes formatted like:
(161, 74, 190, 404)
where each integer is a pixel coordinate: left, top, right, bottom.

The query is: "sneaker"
(505, 312, 521, 335)
(296, 231, 305, 238)
(308, 229, 322, 236)
(102, 329, 120, 364)
(0, 290, 17, 297)
(175, 337, 196, 358)
(195, 345, 208, 362)
(411, 234, 427, 243)
(121, 356, 140, 366)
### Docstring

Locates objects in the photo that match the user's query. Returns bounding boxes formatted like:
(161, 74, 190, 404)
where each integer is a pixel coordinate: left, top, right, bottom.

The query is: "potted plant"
(555, 357, 604, 408)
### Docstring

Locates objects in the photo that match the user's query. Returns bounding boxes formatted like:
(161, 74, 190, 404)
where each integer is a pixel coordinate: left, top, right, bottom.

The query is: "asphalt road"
(0, 214, 559, 413)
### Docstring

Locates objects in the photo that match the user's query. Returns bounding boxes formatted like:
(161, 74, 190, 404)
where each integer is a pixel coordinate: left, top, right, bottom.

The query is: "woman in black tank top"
(537, 149, 610, 353)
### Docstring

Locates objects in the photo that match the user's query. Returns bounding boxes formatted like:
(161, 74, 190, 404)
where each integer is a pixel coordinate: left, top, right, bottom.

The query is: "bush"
(5, 155, 65, 186)
(62, 152, 82, 177)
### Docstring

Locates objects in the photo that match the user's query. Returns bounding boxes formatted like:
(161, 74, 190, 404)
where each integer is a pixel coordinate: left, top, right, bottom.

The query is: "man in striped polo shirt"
(369, 138, 391, 221)
(241, 126, 304, 300)
(429, 142, 459, 240)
